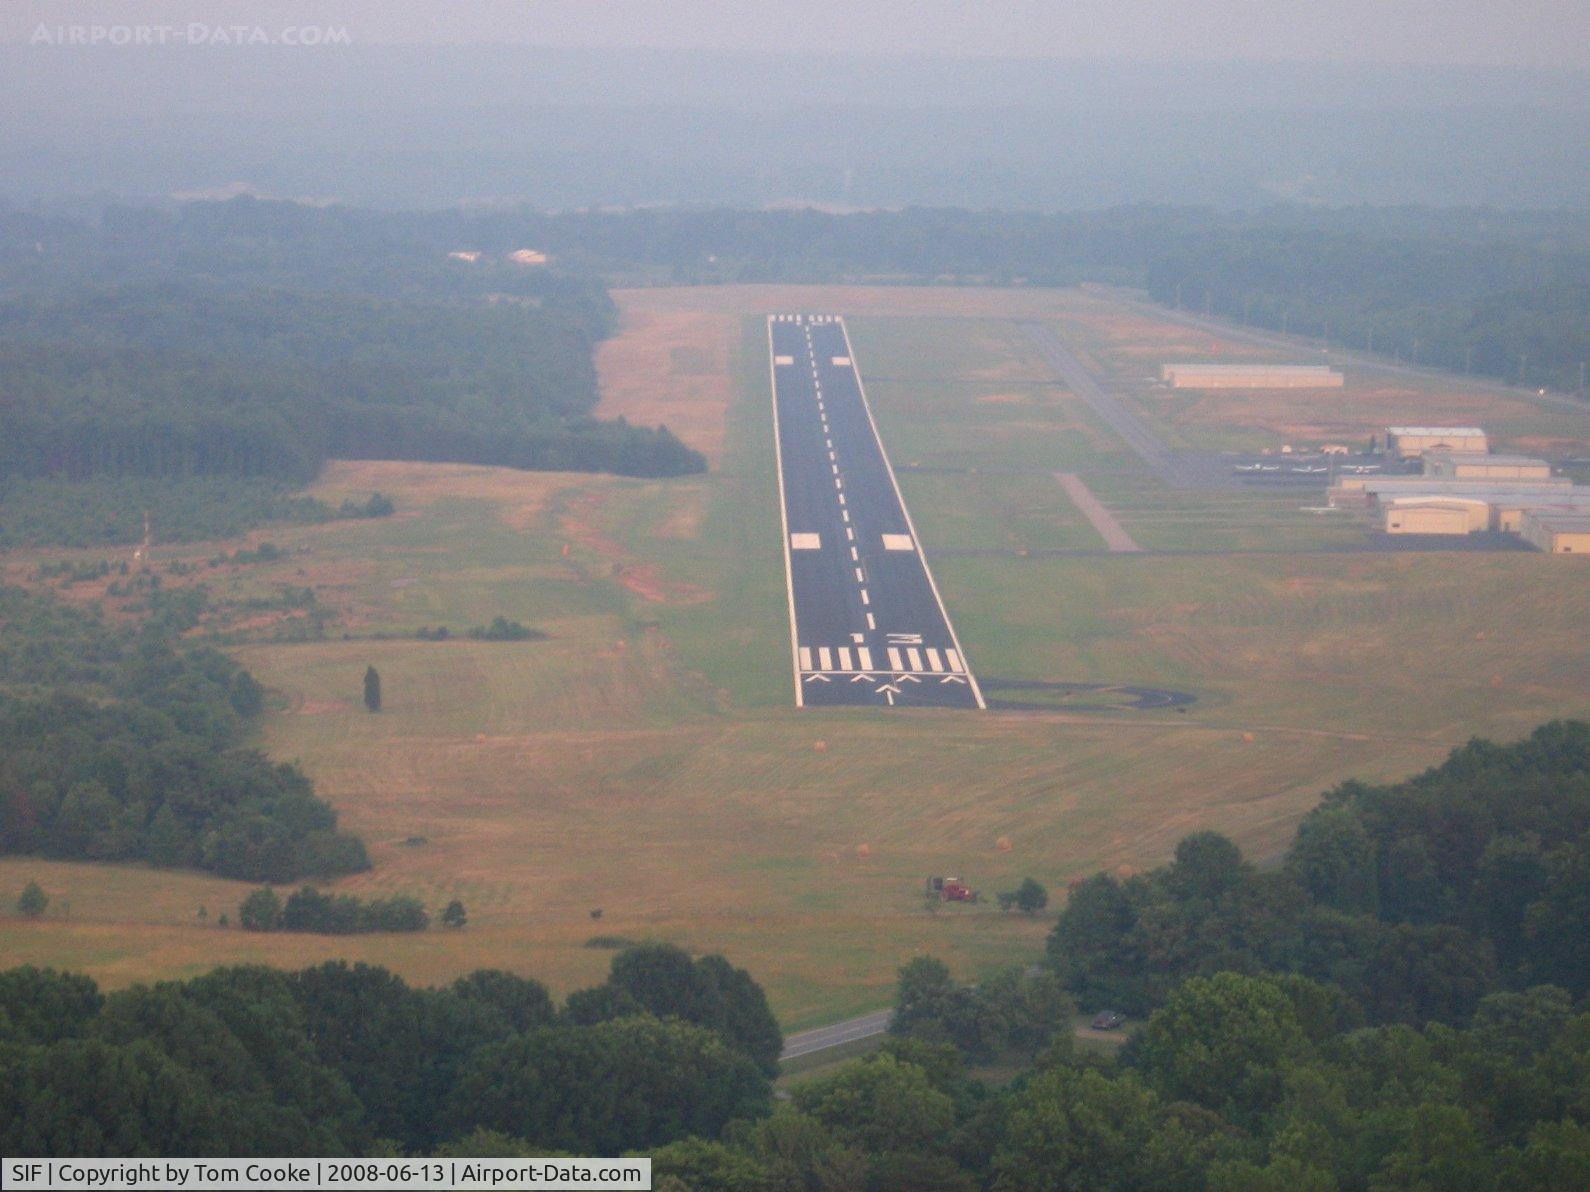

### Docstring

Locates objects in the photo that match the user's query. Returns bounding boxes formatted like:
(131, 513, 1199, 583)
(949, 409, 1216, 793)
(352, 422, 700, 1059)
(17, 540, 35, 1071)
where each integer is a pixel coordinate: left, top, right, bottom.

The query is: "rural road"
(780, 1008, 894, 1061)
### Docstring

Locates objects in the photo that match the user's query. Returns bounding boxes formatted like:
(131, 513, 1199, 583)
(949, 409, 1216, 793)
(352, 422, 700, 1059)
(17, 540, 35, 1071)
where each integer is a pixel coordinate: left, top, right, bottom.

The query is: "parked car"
(1090, 1010, 1126, 1031)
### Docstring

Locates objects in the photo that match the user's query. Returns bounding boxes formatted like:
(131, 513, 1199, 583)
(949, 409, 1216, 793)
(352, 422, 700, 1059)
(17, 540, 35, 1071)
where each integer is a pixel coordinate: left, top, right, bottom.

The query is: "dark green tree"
(1288, 806, 1379, 915)
(1132, 972, 1313, 1125)
(441, 900, 468, 929)
(448, 1016, 770, 1154)
(991, 1065, 1161, 1192)
(238, 887, 282, 932)
(363, 665, 381, 712)
(0, 967, 103, 1044)
(16, 881, 47, 918)
(1015, 878, 1050, 915)
(450, 970, 554, 1033)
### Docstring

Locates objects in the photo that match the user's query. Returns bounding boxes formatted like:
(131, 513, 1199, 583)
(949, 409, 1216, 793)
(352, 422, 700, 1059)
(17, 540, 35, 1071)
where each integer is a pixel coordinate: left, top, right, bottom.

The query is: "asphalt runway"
(769, 314, 983, 709)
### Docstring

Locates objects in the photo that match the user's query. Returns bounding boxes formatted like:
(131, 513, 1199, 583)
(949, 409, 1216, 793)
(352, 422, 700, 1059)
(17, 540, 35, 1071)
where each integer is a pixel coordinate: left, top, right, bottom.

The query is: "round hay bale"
(995, 836, 1013, 853)
(1242, 732, 1255, 743)
(855, 843, 871, 859)
(813, 740, 828, 753)
(1115, 864, 1136, 880)
(475, 732, 487, 743)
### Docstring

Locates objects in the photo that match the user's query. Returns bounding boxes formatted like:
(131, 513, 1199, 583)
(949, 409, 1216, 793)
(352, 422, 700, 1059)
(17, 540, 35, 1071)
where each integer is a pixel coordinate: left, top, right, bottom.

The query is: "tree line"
(0, 942, 780, 1159)
(0, 587, 365, 882)
(238, 886, 431, 935)
(1048, 720, 1590, 1021)
(473, 202, 1590, 397)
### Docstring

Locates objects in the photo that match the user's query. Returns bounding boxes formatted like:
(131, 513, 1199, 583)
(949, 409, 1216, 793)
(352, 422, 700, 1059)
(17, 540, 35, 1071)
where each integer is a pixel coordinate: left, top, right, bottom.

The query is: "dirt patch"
(596, 301, 736, 464)
(559, 491, 713, 605)
(616, 563, 711, 605)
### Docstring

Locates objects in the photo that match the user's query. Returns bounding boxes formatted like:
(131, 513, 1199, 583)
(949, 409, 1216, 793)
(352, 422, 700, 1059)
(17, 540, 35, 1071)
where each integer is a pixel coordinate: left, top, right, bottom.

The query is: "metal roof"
(1386, 426, 1486, 437)
(1165, 363, 1337, 373)
(1359, 478, 1571, 495)
(1523, 511, 1590, 530)
(1425, 453, 1550, 467)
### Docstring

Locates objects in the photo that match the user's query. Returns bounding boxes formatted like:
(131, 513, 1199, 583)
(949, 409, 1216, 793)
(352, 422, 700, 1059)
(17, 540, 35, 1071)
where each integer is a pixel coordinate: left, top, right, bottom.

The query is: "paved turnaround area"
(769, 314, 984, 709)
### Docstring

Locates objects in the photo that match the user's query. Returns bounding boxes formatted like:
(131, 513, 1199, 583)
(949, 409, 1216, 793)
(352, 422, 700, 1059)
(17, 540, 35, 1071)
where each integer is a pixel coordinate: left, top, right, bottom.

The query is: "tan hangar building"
(1384, 426, 1489, 458)
(1160, 363, 1344, 389)
(1520, 511, 1590, 554)
(1423, 452, 1552, 481)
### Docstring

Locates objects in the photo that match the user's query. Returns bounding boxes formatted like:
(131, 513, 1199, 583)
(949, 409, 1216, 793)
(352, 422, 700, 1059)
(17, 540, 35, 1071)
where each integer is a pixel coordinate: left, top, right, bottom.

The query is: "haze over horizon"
(7, 0, 1590, 69)
(3, 2, 1588, 210)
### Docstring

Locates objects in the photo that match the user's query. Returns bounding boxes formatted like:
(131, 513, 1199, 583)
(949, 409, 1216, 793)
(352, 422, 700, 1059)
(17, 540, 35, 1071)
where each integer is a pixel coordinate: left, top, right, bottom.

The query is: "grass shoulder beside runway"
(3, 285, 1586, 1031)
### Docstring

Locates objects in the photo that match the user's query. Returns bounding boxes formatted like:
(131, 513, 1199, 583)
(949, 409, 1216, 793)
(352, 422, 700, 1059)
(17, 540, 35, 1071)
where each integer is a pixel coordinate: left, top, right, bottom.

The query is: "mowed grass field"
(4, 285, 1588, 1030)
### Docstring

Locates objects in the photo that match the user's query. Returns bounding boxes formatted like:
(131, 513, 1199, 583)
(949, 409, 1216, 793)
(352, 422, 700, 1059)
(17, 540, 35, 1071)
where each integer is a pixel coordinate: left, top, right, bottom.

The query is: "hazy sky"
(7, 1, 1589, 69)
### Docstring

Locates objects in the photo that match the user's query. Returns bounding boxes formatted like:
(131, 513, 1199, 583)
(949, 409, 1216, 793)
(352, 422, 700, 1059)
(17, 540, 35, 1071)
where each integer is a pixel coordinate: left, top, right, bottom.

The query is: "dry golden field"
(4, 286, 1587, 1030)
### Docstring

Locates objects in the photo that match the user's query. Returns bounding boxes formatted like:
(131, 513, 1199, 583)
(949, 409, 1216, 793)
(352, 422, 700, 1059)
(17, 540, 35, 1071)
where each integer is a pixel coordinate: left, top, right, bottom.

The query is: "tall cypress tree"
(363, 666, 382, 713)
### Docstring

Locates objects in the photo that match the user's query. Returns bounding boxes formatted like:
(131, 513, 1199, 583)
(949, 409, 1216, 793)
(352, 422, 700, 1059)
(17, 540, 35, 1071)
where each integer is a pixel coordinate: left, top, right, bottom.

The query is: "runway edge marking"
(836, 317, 987, 710)
(767, 316, 805, 707)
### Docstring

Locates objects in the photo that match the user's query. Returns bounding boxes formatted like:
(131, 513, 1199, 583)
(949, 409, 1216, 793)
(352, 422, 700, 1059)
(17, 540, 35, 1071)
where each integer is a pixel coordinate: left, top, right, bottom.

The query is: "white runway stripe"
(857, 647, 873, 670)
(799, 647, 812, 671)
(837, 647, 853, 671)
(925, 648, 944, 672)
(907, 647, 923, 671)
(818, 647, 832, 670)
(859, 589, 869, 604)
(888, 647, 903, 671)
(866, 612, 876, 629)
(945, 650, 962, 672)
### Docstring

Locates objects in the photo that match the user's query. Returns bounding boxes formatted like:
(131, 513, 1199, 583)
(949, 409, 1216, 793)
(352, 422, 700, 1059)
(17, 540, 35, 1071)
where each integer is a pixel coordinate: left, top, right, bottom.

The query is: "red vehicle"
(926, 876, 976, 902)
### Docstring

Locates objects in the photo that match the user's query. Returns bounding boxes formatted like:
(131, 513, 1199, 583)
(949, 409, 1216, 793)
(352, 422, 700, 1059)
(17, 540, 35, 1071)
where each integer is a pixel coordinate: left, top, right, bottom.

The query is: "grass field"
(4, 285, 1588, 1031)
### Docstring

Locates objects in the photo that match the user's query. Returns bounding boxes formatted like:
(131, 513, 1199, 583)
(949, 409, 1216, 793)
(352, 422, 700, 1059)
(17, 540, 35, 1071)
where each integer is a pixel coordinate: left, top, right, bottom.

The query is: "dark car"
(1091, 1010, 1126, 1031)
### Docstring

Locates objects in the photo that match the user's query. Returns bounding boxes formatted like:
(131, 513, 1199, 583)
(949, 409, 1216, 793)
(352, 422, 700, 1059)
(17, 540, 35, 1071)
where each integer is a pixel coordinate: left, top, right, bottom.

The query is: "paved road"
(780, 1008, 894, 1061)
(770, 314, 983, 709)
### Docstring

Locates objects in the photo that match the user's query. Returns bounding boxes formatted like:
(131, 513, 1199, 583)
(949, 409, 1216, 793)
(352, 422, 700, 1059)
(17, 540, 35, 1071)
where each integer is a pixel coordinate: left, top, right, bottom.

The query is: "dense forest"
(0, 586, 364, 881)
(0, 199, 704, 546)
(4, 726, 1585, 1185)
